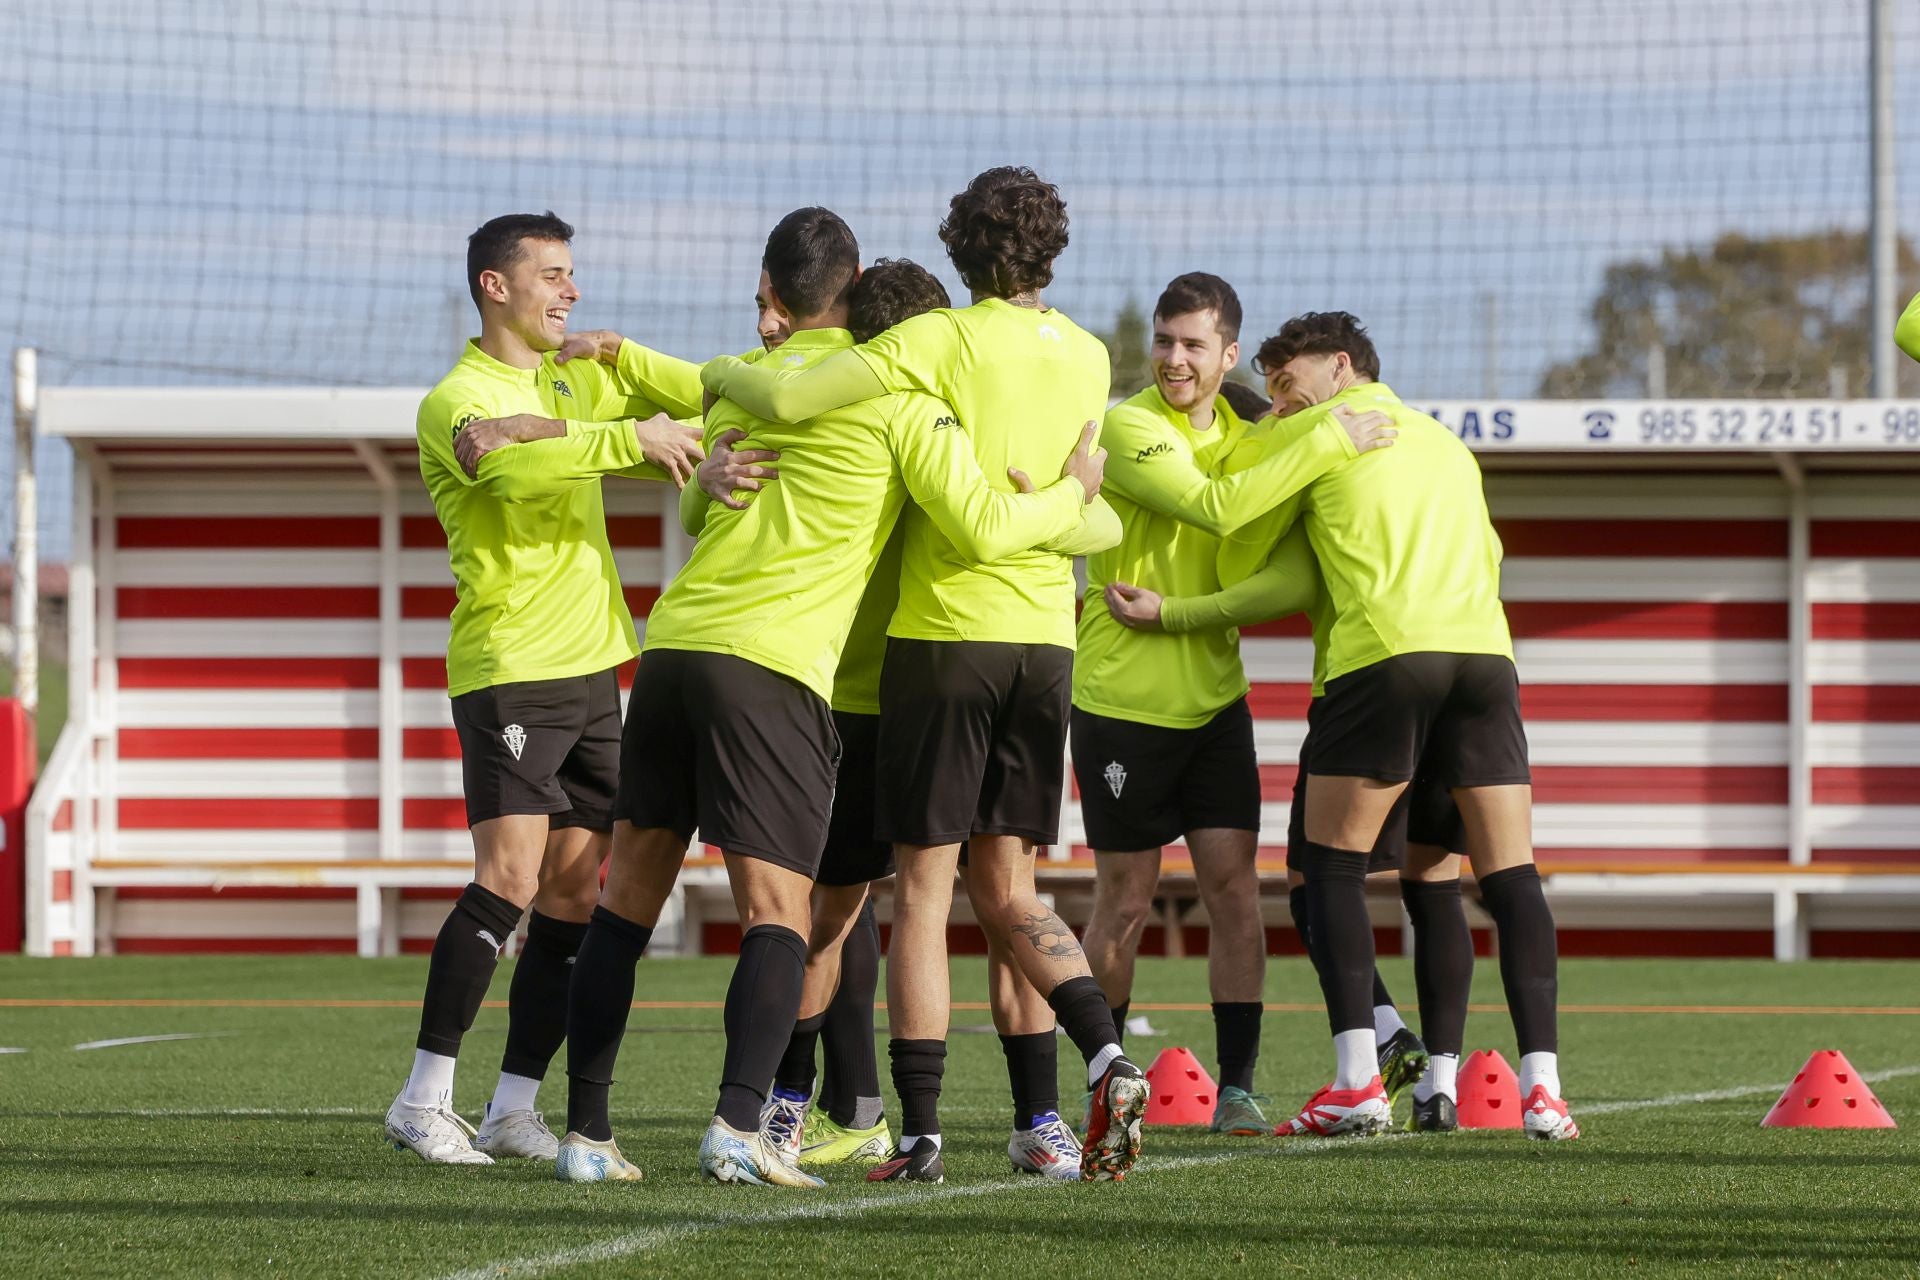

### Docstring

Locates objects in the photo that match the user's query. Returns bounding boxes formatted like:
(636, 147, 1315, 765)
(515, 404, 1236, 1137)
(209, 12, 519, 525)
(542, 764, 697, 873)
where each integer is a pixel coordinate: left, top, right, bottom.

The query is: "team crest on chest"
(552, 378, 573, 398)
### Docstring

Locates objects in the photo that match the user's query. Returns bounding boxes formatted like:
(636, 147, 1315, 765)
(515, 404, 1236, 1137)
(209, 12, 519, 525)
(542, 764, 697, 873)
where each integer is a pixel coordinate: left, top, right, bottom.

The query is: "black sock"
(999, 1031, 1060, 1129)
(1401, 879, 1473, 1057)
(1478, 864, 1558, 1055)
(821, 899, 882, 1128)
(890, 1038, 948, 1137)
(1212, 1002, 1263, 1093)
(564, 905, 653, 1142)
(500, 910, 589, 1081)
(1047, 975, 1121, 1068)
(1303, 843, 1376, 1036)
(1287, 884, 1315, 956)
(1110, 1000, 1131, 1048)
(715, 923, 808, 1130)
(416, 882, 522, 1058)
(1372, 969, 1396, 1013)
(775, 1013, 825, 1096)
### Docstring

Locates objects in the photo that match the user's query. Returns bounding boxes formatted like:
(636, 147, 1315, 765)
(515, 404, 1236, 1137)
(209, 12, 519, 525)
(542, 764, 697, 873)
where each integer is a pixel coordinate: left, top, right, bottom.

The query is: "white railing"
(24, 722, 86, 956)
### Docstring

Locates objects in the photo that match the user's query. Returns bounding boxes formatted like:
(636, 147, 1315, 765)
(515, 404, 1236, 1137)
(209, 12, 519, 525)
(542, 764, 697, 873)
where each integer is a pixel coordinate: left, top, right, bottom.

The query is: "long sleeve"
(472, 419, 662, 501)
(1040, 494, 1122, 556)
(1898, 291, 1920, 363)
(607, 339, 704, 419)
(702, 348, 888, 423)
(678, 471, 714, 538)
(1162, 526, 1318, 633)
(1103, 406, 1357, 538)
(889, 396, 1087, 563)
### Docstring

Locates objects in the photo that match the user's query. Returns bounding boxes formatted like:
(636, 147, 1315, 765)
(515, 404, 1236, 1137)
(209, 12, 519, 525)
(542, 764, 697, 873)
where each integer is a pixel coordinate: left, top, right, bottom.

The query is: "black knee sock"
(564, 905, 653, 1142)
(1047, 975, 1122, 1069)
(714, 923, 808, 1130)
(775, 1013, 825, 1096)
(1110, 999, 1131, 1048)
(500, 910, 589, 1081)
(1478, 865, 1558, 1055)
(1401, 879, 1474, 1057)
(1303, 843, 1376, 1036)
(416, 882, 522, 1058)
(1372, 969, 1396, 1013)
(890, 1038, 948, 1137)
(1288, 884, 1315, 956)
(821, 899, 882, 1128)
(999, 1031, 1060, 1129)
(1212, 1002, 1263, 1093)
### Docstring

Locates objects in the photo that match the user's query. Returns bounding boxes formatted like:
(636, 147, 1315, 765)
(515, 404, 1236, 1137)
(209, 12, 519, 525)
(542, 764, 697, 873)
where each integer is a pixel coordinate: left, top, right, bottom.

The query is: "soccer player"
(388, 211, 705, 1164)
(554, 207, 1117, 1187)
(1072, 272, 1396, 1138)
(1218, 311, 1577, 1140)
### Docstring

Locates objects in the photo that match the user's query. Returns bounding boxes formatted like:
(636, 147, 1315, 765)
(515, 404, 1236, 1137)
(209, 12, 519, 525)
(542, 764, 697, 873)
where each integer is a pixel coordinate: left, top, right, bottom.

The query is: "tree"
(1101, 299, 1152, 397)
(1538, 229, 1919, 398)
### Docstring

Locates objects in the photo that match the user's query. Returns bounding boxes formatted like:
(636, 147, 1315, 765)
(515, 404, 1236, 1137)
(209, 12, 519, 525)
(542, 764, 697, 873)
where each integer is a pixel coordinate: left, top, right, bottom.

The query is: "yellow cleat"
(796, 1111, 892, 1166)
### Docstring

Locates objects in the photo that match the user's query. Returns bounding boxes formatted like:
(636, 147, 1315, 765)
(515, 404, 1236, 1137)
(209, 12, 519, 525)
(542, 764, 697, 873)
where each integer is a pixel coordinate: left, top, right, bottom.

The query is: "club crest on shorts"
(502, 723, 526, 761)
(1104, 760, 1127, 798)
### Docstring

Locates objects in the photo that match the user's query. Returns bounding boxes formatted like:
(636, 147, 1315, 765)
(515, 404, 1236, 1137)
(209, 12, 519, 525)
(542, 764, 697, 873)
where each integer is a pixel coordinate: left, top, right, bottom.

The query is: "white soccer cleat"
(554, 1131, 644, 1182)
(759, 1089, 810, 1168)
(384, 1094, 493, 1164)
(1522, 1085, 1581, 1141)
(1008, 1111, 1083, 1181)
(1274, 1078, 1394, 1138)
(699, 1117, 826, 1188)
(474, 1106, 560, 1160)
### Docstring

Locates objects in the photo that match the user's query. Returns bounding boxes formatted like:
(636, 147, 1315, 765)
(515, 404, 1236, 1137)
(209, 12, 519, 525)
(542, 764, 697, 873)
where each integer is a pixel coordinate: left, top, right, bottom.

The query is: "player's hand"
(454, 414, 541, 478)
(698, 428, 781, 511)
(1059, 421, 1105, 501)
(1336, 404, 1396, 453)
(1105, 582, 1165, 631)
(634, 413, 706, 488)
(554, 330, 622, 365)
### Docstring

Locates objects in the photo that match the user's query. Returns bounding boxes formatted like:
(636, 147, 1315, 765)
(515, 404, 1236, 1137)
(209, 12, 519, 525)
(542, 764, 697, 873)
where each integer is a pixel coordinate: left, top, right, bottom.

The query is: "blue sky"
(4, 0, 1919, 557)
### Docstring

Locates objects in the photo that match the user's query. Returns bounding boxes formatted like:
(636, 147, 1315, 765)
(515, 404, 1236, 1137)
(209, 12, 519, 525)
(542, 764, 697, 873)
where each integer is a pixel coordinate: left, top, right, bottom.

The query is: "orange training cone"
(1457, 1049, 1523, 1129)
(1143, 1047, 1217, 1126)
(1762, 1050, 1896, 1129)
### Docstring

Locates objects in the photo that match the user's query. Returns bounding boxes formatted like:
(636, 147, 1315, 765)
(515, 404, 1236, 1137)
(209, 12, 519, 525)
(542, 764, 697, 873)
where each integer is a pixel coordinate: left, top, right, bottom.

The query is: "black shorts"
(818, 711, 894, 887)
(450, 667, 621, 831)
(1285, 698, 1467, 872)
(1308, 653, 1531, 788)
(875, 638, 1072, 846)
(1070, 700, 1261, 853)
(615, 648, 839, 877)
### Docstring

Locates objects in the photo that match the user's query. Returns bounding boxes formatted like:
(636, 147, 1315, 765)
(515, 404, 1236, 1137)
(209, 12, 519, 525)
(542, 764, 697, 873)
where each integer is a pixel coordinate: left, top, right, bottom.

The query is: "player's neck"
(1185, 399, 1217, 433)
(475, 320, 545, 371)
(788, 305, 851, 335)
(976, 288, 1044, 310)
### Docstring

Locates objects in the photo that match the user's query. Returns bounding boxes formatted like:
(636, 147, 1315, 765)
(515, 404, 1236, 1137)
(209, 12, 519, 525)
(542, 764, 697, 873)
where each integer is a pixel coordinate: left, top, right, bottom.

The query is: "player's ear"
(1223, 340, 1240, 371)
(478, 269, 509, 306)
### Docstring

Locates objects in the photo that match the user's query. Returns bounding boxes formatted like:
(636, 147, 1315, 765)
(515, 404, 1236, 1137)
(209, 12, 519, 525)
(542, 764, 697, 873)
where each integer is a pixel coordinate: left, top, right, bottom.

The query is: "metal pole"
(1870, 0, 1898, 398)
(10, 348, 37, 719)
(1479, 291, 1499, 399)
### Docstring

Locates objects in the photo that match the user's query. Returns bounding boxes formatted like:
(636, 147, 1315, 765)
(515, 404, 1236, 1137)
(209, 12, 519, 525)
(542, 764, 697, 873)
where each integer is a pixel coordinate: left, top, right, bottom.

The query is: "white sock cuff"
(1372, 1003, 1408, 1046)
(1519, 1051, 1561, 1099)
(401, 1049, 457, 1108)
(489, 1071, 541, 1117)
(1087, 1042, 1123, 1087)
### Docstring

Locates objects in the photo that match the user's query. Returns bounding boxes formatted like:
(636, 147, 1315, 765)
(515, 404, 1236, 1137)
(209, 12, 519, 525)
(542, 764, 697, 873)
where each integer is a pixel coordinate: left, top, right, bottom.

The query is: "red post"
(0, 698, 32, 952)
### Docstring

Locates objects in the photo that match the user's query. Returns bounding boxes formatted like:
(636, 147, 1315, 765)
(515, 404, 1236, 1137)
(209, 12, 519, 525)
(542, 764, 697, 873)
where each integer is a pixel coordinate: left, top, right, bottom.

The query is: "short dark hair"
(1154, 272, 1242, 343)
(1253, 311, 1381, 381)
(848, 258, 952, 344)
(763, 207, 860, 319)
(938, 166, 1069, 299)
(466, 211, 573, 310)
(1218, 380, 1271, 422)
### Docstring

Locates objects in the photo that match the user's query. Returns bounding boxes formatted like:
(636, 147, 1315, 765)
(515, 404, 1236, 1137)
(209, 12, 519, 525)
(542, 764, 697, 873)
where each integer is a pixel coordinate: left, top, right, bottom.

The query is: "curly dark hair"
(1253, 311, 1381, 381)
(1217, 380, 1272, 422)
(937, 166, 1069, 299)
(848, 258, 952, 343)
(466, 211, 572, 310)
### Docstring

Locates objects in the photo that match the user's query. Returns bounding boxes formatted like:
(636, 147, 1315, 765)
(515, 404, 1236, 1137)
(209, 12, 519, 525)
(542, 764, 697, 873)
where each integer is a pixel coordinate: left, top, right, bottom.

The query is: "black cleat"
(1408, 1091, 1458, 1133)
(1377, 1027, 1430, 1108)
(865, 1141, 945, 1184)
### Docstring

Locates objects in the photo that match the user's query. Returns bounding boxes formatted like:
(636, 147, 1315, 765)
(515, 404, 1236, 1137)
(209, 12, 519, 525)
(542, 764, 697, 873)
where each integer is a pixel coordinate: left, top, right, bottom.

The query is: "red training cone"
(1457, 1049, 1523, 1129)
(1762, 1050, 1896, 1129)
(1143, 1047, 1217, 1126)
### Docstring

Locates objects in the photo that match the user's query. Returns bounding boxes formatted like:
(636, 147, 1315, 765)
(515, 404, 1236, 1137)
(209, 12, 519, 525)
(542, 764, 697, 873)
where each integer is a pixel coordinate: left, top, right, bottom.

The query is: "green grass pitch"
(2, 954, 1917, 1277)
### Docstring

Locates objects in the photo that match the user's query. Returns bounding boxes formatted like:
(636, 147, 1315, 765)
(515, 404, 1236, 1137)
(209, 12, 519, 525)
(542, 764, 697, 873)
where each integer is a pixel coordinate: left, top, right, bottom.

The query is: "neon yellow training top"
(653, 327, 1102, 702)
(417, 339, 690, 697)
(1072, 384, 1362, 726)
(1217, 382, 1511, 685)
(1898, 291, 1920, 363)
(701, 297, 1119, 647)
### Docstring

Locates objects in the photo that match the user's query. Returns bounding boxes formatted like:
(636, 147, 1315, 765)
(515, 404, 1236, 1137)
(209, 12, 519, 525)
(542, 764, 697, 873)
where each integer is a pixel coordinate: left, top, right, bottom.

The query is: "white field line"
(442, 1062, 1920, 1280)
(19, 1107, 376, 1118)
(0, 1047, 26, 1055)
(1578, 1062, 1920, 1115)
(71, 1032, 240, 1051)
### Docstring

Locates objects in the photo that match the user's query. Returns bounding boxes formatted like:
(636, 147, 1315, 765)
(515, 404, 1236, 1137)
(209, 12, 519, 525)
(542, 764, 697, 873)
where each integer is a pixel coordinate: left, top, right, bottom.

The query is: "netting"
(4, 0, 1920, 556)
